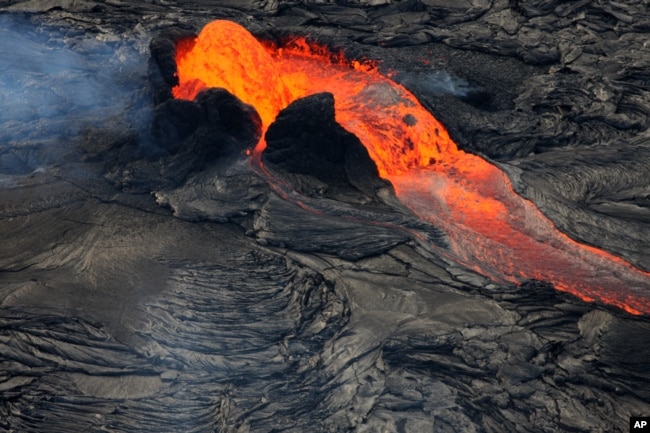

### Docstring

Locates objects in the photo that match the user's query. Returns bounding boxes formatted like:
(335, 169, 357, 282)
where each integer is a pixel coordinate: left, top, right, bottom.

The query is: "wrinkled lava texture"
(2, 1, 650, 433)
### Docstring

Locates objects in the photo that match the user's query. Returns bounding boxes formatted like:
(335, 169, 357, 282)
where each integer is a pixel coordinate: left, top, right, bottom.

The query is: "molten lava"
(173, 20, 650, 315)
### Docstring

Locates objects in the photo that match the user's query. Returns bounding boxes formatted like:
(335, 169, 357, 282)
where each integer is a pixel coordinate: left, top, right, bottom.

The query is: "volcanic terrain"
(1, 1, 650, 432)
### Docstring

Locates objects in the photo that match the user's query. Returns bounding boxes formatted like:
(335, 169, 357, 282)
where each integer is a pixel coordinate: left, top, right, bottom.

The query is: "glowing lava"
(173, 20, 650, 315)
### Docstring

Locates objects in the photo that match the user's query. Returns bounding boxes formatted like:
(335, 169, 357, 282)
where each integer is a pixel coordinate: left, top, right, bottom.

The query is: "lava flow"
(173, 20, 650, 315)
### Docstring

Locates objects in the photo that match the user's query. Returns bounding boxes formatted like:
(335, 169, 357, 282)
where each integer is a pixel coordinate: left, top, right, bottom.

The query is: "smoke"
(392, 70, 472, 98)
(0, 15, 151, 175)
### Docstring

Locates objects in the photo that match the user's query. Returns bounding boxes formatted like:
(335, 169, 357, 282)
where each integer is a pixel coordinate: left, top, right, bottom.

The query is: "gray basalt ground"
(1, 1, 649, 432)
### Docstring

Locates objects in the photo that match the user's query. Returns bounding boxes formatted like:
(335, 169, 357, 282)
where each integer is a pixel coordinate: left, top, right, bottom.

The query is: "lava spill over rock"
(173, 20, 650, 315)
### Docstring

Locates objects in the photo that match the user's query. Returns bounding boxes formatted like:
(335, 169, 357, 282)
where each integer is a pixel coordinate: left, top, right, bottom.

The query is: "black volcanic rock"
(164, 87, 261, 162)
(148, 27, 197, 103)
(263, 92, 384, 196)
(264, 92, 355, 182)
(151, 98, 204, 155)
(99, 87, 262, 191)
(150, 65, 262, 158)
(194, 88, 262, 149)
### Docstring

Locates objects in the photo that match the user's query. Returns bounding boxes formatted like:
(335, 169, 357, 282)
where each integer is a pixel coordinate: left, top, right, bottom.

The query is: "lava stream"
(173, 20, 650, 315)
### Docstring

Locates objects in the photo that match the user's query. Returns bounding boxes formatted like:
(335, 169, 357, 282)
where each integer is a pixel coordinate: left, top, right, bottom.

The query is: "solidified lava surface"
(1, 2, 650, 433)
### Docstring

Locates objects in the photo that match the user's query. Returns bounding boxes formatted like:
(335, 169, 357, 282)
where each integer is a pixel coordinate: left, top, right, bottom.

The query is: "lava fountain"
(173, 20, 650, 315)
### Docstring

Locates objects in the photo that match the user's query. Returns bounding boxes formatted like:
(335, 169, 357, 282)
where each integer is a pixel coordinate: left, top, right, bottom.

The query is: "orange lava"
(173, 20, 650, 315)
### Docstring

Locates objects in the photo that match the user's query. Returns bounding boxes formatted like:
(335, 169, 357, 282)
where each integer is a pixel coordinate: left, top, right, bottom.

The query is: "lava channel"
(173, 20, 650, 315)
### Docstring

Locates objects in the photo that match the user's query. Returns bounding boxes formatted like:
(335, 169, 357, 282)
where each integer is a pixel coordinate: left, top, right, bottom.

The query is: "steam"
(0, 15, 151, 175)
(392, 70, 472, 98)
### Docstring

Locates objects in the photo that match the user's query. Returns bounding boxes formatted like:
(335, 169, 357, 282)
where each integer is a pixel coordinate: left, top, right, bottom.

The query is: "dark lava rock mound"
(152, 88, 262, 159)
(263, 92, 387, 197)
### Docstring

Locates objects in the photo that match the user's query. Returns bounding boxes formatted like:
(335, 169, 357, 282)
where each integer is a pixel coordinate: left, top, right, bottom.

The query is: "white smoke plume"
(0, 15, 151, 174)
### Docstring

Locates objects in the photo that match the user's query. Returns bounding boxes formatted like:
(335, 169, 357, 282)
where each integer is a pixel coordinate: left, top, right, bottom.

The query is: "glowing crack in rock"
(173, 20, 650, 315)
